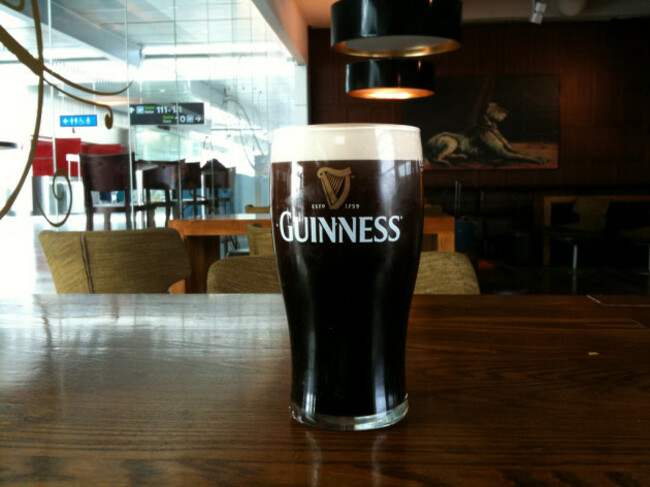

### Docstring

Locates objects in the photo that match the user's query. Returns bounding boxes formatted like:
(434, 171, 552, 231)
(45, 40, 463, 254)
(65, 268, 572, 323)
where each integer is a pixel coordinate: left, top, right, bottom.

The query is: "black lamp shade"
(346, 59, 435, 99)
(332, 0, 462, 57)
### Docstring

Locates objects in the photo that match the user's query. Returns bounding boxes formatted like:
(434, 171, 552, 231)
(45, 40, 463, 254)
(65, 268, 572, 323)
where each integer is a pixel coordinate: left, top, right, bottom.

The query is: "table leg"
(174, 235, 222, 293)
(437, 232, 455, 252)
(421, 234, 437, 252)
(543, 235, 551, 266)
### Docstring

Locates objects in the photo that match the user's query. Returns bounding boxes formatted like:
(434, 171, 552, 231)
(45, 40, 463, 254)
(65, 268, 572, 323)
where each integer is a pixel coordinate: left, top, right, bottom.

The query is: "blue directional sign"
(60, 115, 98, 128)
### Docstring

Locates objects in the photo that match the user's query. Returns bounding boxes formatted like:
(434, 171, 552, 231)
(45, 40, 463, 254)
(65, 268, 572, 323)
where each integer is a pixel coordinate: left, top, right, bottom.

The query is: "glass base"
(290, 396, 408, 431)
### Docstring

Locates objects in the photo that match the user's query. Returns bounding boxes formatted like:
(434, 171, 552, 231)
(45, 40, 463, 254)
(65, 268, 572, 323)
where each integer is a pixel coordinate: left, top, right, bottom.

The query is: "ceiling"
(0, 0, 293, 94)
(0, 0, 284, 64)
(294, 0, 650, 28)
(1, 0, 648, 131)
(0, 0, 296, 142)
(3, 0, 649, 66)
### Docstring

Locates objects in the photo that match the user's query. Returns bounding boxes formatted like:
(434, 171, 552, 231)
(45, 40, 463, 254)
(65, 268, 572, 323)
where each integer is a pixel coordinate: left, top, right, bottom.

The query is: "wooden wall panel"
(308, 20, 650, 189)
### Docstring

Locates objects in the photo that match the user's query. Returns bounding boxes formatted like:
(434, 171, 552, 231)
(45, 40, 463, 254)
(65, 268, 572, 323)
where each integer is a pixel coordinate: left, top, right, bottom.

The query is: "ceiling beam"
(252, 0, 308, 64)
(17, 0, 141, 67)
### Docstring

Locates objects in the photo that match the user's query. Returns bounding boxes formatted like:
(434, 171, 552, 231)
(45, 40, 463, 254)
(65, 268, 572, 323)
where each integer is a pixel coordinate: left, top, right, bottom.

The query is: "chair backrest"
(39, 228, 191, 293)
(81, 142, 124, 155)
(423, 203, 445, 216)
(207, 251, 478, 295)
(244, 204, 270, 214)
(246, 223, 274, 256)
(79, 153, 132, 193)
(139, 160, 199, 191)
(207, 255, 281, 293)
(201, 160, 229, 189)
(202, 166, 236, 214)
(203, 170, 228, 190)
(180, 162, 202, 191)
(414, 251, 480, 295)
(572, 197, 610, 232)
(140, 161, 178, 190)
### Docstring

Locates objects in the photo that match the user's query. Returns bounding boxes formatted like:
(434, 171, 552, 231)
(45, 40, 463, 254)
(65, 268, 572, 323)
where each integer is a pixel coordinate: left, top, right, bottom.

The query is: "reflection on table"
(2, 294, 649, 485)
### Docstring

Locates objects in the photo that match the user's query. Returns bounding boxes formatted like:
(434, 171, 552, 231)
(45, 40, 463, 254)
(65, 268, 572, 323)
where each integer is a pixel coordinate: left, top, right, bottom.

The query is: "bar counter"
(1, 294, 649, 485)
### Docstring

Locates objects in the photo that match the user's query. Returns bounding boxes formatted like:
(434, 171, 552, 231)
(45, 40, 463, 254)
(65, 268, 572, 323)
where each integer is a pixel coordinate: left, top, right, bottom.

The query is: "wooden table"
(169, 214, 456, 293)
(2, 294, 649, 486)
(169, 213, 272, 293)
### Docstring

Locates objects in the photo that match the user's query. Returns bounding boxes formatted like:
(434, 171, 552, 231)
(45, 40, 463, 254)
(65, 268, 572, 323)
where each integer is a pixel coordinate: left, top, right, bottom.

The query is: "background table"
(169, 214, 455, 293)
(2, 294, 650, 485)
(169, 213, 273, 293)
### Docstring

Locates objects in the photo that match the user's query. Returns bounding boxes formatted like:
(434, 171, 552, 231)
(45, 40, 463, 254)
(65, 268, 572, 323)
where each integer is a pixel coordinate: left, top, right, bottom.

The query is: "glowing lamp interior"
(347, 87, 434, 100)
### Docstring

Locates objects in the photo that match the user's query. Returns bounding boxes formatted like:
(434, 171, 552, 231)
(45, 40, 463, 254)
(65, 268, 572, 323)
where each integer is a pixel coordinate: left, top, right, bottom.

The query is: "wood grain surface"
(1, 294, 649, 486)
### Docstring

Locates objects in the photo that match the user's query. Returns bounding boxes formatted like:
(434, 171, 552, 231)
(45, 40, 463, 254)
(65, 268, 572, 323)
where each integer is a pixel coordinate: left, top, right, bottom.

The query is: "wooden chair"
(246, 223, 274, 256)
(138, 161, 178, 227)
(207, 251, 479, 295)
(79, 153, 134, 231)
(423, 203, 445, 216)
(202, 163, 236, 215)
(178, 162, 209, 218)
(414, 251, 480, 294)
(39, 228, 190, 293)
(218, 204, 270, 257)
(138, 161, 208, 226)
(206, 255, 280, 293)
(543, 197, 611, 269)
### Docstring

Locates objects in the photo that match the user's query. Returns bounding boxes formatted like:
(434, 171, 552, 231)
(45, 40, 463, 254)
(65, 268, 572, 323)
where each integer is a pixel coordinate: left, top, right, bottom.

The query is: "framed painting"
(402, 75, 559, 170)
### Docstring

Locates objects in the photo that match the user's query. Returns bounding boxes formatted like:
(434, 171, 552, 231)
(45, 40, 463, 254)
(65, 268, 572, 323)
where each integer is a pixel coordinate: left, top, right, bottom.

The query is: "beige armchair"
(207, 251, 479, 295)
(414, 251, 480, 295)
(39, 228, 190, 293)
(244, 204, 270, 214)
(207, 255, 280, 293)
(246, 223, 274, 256)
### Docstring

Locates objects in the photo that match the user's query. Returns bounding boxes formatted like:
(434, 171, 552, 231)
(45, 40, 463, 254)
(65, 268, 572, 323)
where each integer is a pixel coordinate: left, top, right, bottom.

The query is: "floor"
(0, 213, 130, 295)
(476, 260, 650, 295)
(2, 214, 650, 296)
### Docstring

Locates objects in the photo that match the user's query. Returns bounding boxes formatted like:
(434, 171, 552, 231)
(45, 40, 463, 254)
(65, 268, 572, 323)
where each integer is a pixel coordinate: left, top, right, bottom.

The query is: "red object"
(32, 140, 124, 177)
(55, 138, 82, 177)
(32, 140, 53, 177)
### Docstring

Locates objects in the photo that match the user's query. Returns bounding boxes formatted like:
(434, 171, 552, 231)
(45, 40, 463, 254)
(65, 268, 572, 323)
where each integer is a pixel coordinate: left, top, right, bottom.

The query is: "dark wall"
(308, 21, 650, 189)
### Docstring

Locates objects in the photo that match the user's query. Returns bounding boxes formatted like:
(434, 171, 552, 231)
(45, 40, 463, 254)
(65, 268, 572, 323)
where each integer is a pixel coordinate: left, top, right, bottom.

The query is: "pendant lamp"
(346, 59, 435, 99)
(331, 0, 462, 58)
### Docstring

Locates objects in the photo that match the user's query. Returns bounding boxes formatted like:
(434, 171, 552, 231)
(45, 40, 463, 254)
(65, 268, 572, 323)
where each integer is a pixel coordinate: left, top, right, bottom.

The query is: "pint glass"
(270, 124, 423, 430)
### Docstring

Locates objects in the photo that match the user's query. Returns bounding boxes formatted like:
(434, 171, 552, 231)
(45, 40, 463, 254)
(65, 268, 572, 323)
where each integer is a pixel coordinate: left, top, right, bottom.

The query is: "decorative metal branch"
(0, 0, 130, 225)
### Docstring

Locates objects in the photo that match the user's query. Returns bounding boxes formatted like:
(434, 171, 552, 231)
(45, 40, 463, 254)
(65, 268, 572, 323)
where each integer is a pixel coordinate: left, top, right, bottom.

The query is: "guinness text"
(278, 210, 402, 243)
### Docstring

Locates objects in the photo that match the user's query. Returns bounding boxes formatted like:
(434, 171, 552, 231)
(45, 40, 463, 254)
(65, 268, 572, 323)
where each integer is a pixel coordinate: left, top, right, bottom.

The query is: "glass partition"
(0, 0, 300, 230)
(128, 0, 297, 223)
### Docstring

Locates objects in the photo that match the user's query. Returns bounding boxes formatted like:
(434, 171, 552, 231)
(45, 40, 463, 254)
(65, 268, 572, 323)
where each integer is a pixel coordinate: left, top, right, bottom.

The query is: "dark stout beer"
(271, 124, 423, 430)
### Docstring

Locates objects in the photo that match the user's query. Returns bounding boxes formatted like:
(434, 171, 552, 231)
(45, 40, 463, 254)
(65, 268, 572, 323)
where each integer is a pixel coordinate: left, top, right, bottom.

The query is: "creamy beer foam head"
(271, 124, 422, 163)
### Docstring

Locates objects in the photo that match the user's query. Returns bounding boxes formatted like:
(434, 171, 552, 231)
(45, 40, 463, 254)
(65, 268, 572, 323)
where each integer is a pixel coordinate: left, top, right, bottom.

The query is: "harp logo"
(317, 167, 352, 210)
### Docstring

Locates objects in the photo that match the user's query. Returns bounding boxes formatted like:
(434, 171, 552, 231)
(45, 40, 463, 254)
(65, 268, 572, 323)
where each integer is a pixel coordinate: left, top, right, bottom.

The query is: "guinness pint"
(271, 124, 423, 430)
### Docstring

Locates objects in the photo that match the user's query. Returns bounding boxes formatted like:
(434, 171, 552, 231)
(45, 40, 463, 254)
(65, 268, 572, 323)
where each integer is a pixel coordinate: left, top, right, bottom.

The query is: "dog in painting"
(424, 102, 548, 167)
